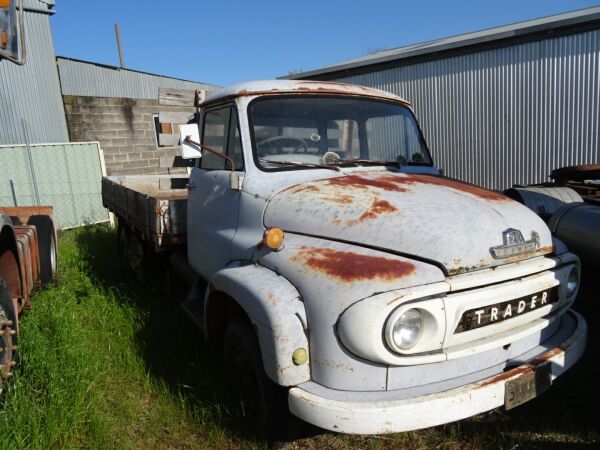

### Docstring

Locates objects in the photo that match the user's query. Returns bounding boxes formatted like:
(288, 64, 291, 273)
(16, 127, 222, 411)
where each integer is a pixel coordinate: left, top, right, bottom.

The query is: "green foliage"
(0, 226, 247, 449)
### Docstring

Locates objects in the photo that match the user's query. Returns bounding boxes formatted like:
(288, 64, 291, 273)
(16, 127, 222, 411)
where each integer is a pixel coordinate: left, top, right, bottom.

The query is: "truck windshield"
(249, 96, 432, 170)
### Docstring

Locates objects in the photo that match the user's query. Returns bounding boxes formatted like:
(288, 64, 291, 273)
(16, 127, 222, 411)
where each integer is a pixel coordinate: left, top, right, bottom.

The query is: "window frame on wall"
(153, 114, 187, 150)
(153, 114, 177, 150)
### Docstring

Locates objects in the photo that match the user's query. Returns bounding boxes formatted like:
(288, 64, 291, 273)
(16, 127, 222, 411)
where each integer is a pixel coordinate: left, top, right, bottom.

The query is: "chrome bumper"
(289, 310, 587, 435)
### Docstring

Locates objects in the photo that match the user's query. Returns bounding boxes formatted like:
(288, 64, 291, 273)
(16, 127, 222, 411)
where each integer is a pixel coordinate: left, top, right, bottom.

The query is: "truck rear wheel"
(223, 317, 290, 441)
(0, 277, 17, 386)
(117, 222, 145, 278)
(27, 215, 57, 285)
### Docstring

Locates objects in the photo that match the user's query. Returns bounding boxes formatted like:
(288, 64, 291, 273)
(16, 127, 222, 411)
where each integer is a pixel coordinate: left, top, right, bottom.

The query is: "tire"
(0, 276, 17, 387)
(27, 215, 57, 285)
(117, 221, 128, 257)
(223, 317, 290, 441)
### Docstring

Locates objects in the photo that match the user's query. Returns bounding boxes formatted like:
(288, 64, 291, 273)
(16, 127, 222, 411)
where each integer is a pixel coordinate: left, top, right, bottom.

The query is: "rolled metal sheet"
(549, 203, 600, 268)
(504, 187, 583, 219)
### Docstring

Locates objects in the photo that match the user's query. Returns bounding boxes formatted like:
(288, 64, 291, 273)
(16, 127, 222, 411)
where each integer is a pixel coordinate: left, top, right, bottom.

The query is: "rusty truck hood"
(263, 171, 553, 274)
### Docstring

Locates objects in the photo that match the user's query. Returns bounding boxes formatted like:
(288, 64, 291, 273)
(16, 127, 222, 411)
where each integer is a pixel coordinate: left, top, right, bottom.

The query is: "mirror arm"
(184, 136, 235, 172)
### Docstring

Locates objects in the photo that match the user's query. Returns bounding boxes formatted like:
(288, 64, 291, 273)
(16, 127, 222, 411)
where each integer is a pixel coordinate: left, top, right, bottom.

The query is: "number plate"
(504, 364, 552, 410)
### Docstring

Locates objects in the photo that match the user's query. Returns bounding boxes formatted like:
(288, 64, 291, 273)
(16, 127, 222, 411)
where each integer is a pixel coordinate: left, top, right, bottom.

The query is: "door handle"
(186, 182, 197, 190)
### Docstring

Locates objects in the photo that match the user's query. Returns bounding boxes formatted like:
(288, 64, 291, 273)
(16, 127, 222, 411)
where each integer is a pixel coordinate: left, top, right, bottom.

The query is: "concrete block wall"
(63, 95, 193, 175)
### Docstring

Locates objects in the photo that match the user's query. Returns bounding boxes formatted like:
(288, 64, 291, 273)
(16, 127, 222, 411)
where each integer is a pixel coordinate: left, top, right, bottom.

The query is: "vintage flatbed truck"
(102, 80, 587, 438)
(0, 206, 57, 389)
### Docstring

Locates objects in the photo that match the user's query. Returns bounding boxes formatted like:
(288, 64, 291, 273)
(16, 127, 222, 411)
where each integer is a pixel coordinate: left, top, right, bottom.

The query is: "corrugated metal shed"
(0, 0, 69, 145)
(286, 7, 600, 191)
(57, 57, 219, 99)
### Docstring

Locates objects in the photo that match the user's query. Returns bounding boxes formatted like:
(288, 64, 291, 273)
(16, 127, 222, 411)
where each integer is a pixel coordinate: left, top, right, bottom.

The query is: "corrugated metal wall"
(57, 57, 218, 99)
(0, 141, 109, 229)
(0, 1, 69, 145)
(330, 30, 600, 191)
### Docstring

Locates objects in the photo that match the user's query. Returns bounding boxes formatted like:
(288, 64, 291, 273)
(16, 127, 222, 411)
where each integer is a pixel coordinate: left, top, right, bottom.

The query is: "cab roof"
(203, 80, 411, 106)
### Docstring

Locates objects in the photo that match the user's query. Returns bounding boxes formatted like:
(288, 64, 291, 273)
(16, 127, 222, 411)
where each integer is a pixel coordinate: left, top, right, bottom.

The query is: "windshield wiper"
(344, 159, 401, 167)
(343, 159, 432, 167)
(259, 158, 340, 171)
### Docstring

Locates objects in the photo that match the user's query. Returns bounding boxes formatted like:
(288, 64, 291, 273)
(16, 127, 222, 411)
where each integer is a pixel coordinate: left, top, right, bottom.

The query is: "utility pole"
(114, 23, 125, 68)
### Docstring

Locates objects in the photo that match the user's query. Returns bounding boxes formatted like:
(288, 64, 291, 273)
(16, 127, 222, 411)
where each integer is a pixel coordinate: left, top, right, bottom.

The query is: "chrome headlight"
(385, 308, 423, 351)
(566, 266, 579, 298)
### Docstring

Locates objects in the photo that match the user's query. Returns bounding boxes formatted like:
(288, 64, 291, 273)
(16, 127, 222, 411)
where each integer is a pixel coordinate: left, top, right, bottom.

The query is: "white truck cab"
(106, 80, 587, 438)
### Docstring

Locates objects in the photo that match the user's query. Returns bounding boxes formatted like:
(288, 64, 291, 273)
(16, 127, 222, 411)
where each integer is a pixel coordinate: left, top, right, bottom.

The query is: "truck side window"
(201, 106, 244, 170)
(228, 108, 244, 171)
(202, 107, 231, 170)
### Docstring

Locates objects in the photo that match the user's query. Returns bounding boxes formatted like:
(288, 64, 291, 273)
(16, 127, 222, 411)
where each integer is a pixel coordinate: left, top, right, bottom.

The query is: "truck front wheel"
(223, 317, 289, 441)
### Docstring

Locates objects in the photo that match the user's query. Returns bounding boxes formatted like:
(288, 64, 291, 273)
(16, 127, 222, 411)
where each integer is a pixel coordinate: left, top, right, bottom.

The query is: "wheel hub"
(0, 305, 15, 381)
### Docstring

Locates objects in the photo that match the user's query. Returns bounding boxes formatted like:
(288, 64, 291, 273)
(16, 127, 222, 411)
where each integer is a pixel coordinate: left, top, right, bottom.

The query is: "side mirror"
(180, 124, 201, 159)
(0, 0, 26, 65)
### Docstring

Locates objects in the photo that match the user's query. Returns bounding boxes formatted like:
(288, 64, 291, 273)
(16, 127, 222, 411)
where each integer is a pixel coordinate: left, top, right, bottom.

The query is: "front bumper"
(288, 310, 587, 435)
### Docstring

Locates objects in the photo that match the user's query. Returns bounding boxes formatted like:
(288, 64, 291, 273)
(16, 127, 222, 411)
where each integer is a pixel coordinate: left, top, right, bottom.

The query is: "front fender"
(254, 232, 446, 391)
(207, 263, 310, 386)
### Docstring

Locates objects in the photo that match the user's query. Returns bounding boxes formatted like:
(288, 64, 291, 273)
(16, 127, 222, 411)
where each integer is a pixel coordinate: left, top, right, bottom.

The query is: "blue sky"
(51, 0, 600, 86)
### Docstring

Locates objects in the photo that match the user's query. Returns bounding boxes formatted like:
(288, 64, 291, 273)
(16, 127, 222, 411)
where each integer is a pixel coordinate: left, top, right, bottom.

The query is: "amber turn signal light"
(263, 227, 284, 250)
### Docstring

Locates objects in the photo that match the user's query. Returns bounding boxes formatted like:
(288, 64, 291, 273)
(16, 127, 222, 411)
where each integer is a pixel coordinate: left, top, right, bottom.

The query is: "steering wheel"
(257, 136, 309, 153)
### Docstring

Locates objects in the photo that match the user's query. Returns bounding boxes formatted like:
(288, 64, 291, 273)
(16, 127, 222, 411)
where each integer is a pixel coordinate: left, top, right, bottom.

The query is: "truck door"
(187, 104, 244, 280)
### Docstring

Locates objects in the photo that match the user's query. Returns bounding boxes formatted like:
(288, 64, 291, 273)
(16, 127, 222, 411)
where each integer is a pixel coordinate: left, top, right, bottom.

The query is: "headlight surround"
(385, 308, 424, 352)
(338, 291, 446, 364)
(566, 266, 579, 298)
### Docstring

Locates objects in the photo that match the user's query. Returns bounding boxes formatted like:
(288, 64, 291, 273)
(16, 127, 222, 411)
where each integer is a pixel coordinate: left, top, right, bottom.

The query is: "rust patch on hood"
(296, 173, 512, 202)
(321, 194, 354, 205)
(292, 246, 415, 282)
(400, 174, 512, 202)
(326, 175, 409, 192)
(358, 199, 398, 221)
(279, 172, 511, 231)
(290, 183, 398, 222)
(347, 199, 398, 225)
(289, 185, 353, 204)
(292, 184, 321, 193)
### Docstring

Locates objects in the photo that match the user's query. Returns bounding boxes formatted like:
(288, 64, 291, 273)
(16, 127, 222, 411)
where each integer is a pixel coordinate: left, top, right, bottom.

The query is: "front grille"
(454, 286, 559, 333)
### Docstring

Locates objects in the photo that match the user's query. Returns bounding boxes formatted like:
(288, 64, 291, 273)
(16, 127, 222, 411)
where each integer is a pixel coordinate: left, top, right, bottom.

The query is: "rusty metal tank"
(549, 202, 600, 269)
(505, 164, 600, 268)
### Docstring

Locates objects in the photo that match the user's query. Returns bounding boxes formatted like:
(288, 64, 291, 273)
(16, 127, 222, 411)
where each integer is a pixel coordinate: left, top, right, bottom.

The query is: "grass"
(0, 225, 598, 449)
(0, 226, 249, 449)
